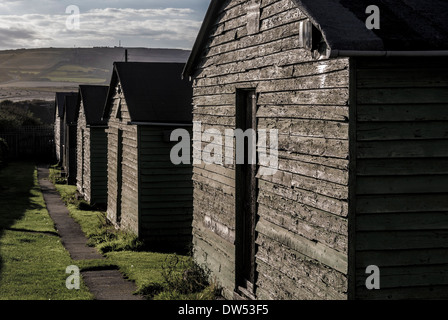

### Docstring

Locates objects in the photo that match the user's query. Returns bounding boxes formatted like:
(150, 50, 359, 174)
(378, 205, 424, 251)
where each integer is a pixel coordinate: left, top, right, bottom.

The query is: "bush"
(0, 100, 43, 131)
(156, 254, 221, 300)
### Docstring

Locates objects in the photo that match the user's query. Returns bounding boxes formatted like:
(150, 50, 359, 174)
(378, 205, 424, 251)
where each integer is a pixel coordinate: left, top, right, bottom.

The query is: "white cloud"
(0, 4, 206, 49)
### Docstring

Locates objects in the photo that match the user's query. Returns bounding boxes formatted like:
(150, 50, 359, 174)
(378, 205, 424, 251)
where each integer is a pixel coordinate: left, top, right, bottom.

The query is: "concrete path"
(37, 165, 144, 300)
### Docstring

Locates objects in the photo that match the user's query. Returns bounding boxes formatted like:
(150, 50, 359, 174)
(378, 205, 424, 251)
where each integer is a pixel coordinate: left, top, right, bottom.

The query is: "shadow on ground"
(0, 161, 36, 281)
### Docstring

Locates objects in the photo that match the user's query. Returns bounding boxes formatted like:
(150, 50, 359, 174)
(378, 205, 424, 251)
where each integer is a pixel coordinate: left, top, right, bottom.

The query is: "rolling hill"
(0, 47, 191, 102)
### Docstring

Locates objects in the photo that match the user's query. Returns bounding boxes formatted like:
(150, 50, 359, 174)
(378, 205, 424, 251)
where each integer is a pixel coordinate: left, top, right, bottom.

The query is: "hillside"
(0, 47, 191, 101)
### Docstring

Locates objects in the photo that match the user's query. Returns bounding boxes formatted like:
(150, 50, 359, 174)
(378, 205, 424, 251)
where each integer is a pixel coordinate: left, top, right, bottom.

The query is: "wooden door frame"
(116, 128, 123, 226)
(235, 88, 258, 298)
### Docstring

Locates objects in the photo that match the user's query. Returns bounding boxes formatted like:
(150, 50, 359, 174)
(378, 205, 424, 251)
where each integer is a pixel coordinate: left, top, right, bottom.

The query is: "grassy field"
(0, 162, 93, 300)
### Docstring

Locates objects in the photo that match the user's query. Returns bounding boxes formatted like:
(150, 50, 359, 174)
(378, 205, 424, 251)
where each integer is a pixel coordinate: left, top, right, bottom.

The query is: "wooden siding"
(106, 85, 139, 234)
(354, 57, 448, 299)
(89, 128, 108, 205)
(55, 113, 62, 162)
(77, 103, 88, 197)
(77, 103, 108, 205)
(190, 0, 350, 299)
(138, 126, 193, 251)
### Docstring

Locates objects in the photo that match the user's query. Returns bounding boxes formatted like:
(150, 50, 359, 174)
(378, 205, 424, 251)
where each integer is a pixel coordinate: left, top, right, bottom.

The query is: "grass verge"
(49, 166, 221, 300)
(0, 162, 93, 300)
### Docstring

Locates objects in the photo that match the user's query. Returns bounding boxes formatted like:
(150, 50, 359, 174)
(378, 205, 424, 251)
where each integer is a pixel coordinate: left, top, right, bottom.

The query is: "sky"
(0, 0, 210, 50)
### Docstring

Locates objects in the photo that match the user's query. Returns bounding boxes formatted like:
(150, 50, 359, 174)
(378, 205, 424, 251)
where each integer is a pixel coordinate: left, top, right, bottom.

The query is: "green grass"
(0, 162, 93, 300)
(49, 167, 220, 300)
(50, 167, 219, 300)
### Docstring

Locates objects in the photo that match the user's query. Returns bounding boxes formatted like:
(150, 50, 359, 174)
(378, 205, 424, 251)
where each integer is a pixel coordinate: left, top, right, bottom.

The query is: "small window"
(114, 98, 122, 120)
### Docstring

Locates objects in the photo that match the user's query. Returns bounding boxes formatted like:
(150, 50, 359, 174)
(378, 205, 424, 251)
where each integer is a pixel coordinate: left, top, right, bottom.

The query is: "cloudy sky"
(0, 0, 210, 50)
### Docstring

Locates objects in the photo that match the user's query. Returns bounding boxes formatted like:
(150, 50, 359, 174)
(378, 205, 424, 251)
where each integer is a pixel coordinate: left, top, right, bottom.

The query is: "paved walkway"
(37, 165, 144, 300)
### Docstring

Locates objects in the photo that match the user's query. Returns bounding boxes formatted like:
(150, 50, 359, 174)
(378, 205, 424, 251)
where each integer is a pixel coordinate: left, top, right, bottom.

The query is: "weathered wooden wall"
(76, 102, 88, 196)
(55, 113, 62, 162)
(106, 84, 139, 234)
(76, 103, 108, 205)
(354, 57, 448, 299)
(190, 0, 350, 299)
(138, 126, 193, 251)
(89, 128, 108, 205)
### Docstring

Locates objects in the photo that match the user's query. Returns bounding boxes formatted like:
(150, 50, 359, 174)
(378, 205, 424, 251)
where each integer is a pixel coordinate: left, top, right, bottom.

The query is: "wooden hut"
(103, 62, 193, 251)
(54, 92, 76, 165)
(63, 93, 80, 185)
(75, 85, 109, 206)
(182, 0, 448, 300)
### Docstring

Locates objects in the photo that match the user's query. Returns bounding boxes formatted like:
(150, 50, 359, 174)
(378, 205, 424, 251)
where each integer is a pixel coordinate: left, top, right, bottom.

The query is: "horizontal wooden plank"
(141, 220, 192, 230)
(357, 104, 448, 122)
(192, 234, 235, 294)
(140, 188, 193, 196)
(140, 201, 193, 209)
(357, 88, 448, 104)
(258, 104, 349, 122)
(355, 264, 448, 289)
(355, 285, 448, 300)
(357, 158, 448, 176)
(357, 140, 448, 158)
(356, 248, 448, 267)
(256, 217, 348, 274)
(193, 172, 235, 196)
(260, 168, 348, 199)
(140, 167, 192, 176)
(357, 121, 448, 141)
(357, 68, 448, 88)
(197, 36, 302, 76)
(258, 118, 349, 140)
(279, 135, 349, 159)
(356, 230, 448, 250)
(256, 233, 347, 298)
(355, 57, 448, 69)
(278, 156, 349, 185)
(193, 166, 235, 188)
(258, 203, 347, 253)
(356, 284, 448, 300)
(278, 150, 349, 171)
(259, 179, 349, 217)
(356, 194, 448, 214)
(255, 258, 346, 300)
(259, 88, 349, 106)
(356, 175, 448, 194)
(206, 20, 306, 59)
(356, 212, 448, 231)
(257, 191, 348, 235)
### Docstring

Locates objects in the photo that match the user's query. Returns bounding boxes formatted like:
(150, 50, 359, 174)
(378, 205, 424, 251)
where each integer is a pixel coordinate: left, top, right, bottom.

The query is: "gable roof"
(76, 85, 109, 126)
(183, 0, 448, 77)
(64, 93, 79, 125)
(103, 62, 192, 124)
(55, 92, 75, 119)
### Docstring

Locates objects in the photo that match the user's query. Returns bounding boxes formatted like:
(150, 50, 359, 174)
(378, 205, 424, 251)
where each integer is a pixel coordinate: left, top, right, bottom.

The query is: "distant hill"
(0, 47, 191, 101)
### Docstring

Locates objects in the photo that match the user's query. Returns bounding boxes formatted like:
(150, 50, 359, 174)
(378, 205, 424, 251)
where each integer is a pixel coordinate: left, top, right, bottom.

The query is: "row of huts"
(54, 62, 193, 251)
(54, 0, 448, 300)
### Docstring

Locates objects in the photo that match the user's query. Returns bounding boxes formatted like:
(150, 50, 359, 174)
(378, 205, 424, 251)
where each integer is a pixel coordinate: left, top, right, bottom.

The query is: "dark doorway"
(80, 129, 85, 194)
(116, 129, 123, 225)
(235, 89, 257, 299)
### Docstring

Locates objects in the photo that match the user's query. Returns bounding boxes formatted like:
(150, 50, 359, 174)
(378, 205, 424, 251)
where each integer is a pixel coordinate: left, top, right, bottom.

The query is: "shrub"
(157, 254, 221, 299)
(0, 100, 43, 131)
